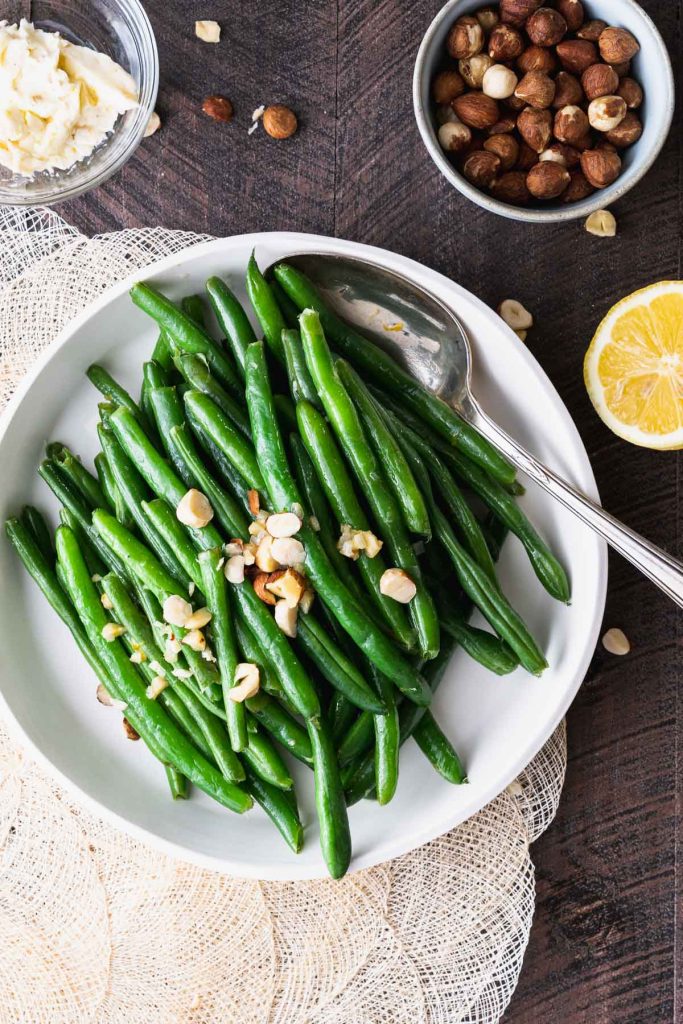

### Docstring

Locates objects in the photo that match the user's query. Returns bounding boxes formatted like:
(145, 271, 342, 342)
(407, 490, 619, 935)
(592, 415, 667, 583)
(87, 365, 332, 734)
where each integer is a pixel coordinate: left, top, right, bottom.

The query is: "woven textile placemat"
(0, 207, 567, 1024)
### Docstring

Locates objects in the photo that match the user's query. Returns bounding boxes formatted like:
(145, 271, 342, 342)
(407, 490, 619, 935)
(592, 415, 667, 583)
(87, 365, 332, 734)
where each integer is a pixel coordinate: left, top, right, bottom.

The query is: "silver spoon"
(275, 252, 683, 608)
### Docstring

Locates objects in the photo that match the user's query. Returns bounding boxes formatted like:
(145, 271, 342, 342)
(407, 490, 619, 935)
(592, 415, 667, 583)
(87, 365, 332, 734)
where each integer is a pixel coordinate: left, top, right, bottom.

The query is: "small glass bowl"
(0, 0, 158, 206)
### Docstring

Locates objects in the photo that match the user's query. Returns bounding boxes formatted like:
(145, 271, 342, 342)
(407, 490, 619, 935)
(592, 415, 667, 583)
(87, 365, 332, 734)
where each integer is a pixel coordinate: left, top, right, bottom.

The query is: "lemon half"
(584, 281, 683, 449)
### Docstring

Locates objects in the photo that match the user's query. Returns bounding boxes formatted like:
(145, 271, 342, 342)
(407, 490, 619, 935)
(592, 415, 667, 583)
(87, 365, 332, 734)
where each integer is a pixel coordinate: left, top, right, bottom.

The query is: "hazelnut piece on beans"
(577, 19, 607, 42)
(447, 16, 484, 59)
(517, 45, 556, 74)
(580, 147, 622, 188)
(552, 71, 584, 108)
(561, 169, 594, 202)
(582, 63, 619, 101)
(463, 150, 501, 187)
(514, 70, 555, 109)
(488, 24, 524, 62)
(482, 64, 518, 100)
(588, 95, 627, 132)
(606, 111, 643, 147)
(517, 107, 553, 152)
(599, 27, 640, 65)
(555, 0, 584, 33)
(452, 92, 500, 129)
(617, 77, 643, 109)
(554, 104, 590, 145)
(527, 161, 570, 199)
(526, 8, 567, 47)
(459, 54, 493, 89)
(484, 133, 520, 171)
(556, 39, 598, 74)
(438, 120, 472, 153)
(499, 0, 543, 27)
(491, 171, 530, 204)
(432, 70, 465, 104)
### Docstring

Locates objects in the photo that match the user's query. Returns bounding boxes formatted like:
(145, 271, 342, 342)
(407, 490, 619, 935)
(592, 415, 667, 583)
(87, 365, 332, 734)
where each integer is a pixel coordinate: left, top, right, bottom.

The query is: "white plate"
(0, 232, 607, 880)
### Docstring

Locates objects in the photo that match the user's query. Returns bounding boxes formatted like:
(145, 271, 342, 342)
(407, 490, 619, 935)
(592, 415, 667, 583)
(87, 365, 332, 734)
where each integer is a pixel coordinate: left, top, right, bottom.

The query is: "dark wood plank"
(61, 0, 682, 1020)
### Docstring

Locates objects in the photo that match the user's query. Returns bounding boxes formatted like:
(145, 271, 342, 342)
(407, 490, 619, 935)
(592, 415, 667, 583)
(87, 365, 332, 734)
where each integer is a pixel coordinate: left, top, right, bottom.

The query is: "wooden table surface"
(55, 0, 681, 1019)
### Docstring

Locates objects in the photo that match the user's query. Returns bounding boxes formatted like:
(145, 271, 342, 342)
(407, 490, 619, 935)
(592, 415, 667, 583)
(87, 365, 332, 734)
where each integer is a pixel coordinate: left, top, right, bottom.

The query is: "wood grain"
(61, 1, 682, 1020)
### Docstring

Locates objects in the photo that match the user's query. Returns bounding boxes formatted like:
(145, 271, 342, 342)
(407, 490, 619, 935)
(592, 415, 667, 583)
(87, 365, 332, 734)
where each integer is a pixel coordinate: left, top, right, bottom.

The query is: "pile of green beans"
(5, 253, 569, 879)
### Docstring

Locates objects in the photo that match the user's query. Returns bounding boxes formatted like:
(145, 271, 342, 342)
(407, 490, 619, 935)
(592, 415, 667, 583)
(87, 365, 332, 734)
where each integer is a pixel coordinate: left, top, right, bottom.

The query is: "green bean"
(165, 766, 189, 799)
(246, 252, 286, 361)
(330, 694, 358, 744)
(244, 341, 430, 705)
(169, 424, 250, 539)
(48, 444, 108, 511)
(245, 691, 313, 765)
(183, 390, 266, 496)
(19, 506, 54, 565)
(370, 663, 399, 804)
(241, 727, 293, 790)
(86, 364, 153, 434)
(308, 716, 351, 878)
(413, 714, 466, 785)
(185, 416, 253, 517)
(337, 360, 431, 537)
(198, 548, 247, 752)
(181, 294, 207, 328)
(59, 508, 108, 577)
(94, 452, 131, 527)
(297, 613, 385, 714)
(295, 401, 415, 650)
(143, 358, 171, 393)
(92, 508, 187, 602)
(482, 511, 509, 562)
(298, 312, 439, 660)
(205, 276, 256, 378)
(147, 386, 195, 487)
(173, 352, 251, 437)
(274, 262, 516, 486)
(244, 769, 303, 853)
(282, 328, 321, 408)
(437, 603, 519, 675)
(141, 499, 203, 591)
(338, 709, 374, 766)
(130, 282, 242, 397)
(98, 424, 191, 587)
(270, 278, 302, 329)
(55, 524, 252, 812)
(151, 331, 175, 372)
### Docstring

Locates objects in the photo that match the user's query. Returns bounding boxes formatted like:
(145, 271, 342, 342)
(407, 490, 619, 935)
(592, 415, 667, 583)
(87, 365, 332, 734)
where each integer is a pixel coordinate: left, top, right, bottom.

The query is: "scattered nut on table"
(195, 20, 221, 43)
(498, 298, 533, 331)
(263, 105, 298, 139)
(585, 209, 617, 237)
(144, 111, 161, 137)
(202, 95, 234, 123)
(602, 627, 630, 655)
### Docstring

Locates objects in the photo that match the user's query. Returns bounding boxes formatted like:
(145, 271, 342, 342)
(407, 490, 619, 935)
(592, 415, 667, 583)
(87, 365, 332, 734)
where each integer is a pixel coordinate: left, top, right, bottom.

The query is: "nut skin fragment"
(263, 105, 298, 139)
(599, 27, 640, 65)
(176, 488, 214, 528)
(585, 209, 617, 237)
(432, 69, 465, 104)
(247, 490, 260, 517)
(498, 299, 533, 331)
(601, 627, 630, 655)
(253, 572, 277, 605)
(527, 161, 570, 199)
(379, 568, 417, 604)
(202, 96, 233, 123)
(123, 719, 140, 741)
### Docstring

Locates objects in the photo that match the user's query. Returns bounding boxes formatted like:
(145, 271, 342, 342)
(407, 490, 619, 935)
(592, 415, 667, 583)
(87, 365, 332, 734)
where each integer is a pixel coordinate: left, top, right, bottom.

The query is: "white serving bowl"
(414, 0, 674, 222)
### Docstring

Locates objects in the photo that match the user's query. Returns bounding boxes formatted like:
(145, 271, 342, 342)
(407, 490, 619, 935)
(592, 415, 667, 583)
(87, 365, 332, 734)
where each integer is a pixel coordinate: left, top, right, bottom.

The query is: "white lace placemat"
(0, 207, 567, 1024)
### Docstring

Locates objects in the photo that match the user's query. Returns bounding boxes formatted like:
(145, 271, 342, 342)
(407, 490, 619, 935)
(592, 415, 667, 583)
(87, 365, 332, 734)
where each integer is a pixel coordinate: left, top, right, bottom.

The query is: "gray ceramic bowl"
(413, 0, 674, 222)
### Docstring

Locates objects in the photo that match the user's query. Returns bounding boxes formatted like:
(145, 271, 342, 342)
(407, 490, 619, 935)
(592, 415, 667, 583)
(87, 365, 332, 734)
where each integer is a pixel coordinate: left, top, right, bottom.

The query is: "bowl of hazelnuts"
(413, 0, 673, 221)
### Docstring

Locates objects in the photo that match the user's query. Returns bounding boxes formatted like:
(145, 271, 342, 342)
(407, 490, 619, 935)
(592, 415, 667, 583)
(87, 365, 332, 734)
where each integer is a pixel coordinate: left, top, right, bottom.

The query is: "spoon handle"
(468, 400, 683, 608)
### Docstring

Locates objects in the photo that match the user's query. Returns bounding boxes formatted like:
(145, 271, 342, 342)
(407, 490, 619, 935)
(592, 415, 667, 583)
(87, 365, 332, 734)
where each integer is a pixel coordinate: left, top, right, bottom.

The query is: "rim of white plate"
(0, 232, 607, 878)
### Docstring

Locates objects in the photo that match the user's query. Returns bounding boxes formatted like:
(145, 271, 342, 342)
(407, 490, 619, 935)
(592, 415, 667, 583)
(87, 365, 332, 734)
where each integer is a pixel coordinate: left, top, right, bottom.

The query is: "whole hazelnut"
(437, 120, 472, 153)
(526, 8, 567, 47)
(581, 63, 619, 101)
(527, 161, 570, 198)
(436, 104, 460, 125)
(577, 19, 607, 42)
(516, 141, 538, 170)
(580, 147, 622, 188)
(476, 6, 500, 33)
(482, 64, 518, 99)
(610, 60, 631, 78)
(599, 27, 640, 65)
(556, 0, 584, 32)
(263, 104, 297, 138)
(463, 150, 501, 187)
(488, 24, 524, 62)
(517, 107, 553, 152)
(504, 93, 527, 112)
(515, 71, 555, 109)
(452, 92, 501, 129)
(433, 69, 465, 104)
(447, 16, 485, 59)
(202, 95, 234, 122)
(617, 77, 643, 109)
(556, 39, 598, 74)
(539, 142, 580, 168)
(484, 133, 520, 171)
(562, 169, 594, 202)
(552, 72, 584, 108)
(606, 111, 643, 147)
(462, 135, 486, 158)
(588, 95, 627, 132)
(459, 54, 493, 89)
(499, 0, 543, 26)
(517, 46, 556, 74)
(487, 113, 518, 134)
(491, 171, 530, 204)
(554, 104, 590, 145)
